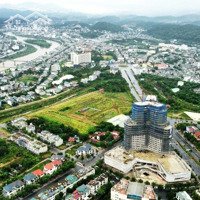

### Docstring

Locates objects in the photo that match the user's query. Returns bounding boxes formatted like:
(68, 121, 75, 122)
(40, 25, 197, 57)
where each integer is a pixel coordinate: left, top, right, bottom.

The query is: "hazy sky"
(0, 0, 200, 16)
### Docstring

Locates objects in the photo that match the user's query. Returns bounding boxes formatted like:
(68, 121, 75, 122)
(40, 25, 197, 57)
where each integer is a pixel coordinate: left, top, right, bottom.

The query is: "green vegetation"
(0, 139, 9, 157)
(94, 182, 113, 200)
(0, 69, 131, 124)
(25, 39, 51, 48)
(81, 31, 102, 38)
(0, 160, 75, 200)
(18, 74, 38, 84)
(0, 139, 40, 184)
(66, 144, 82, 156)
(103, 51, 117, 61)
(184, 132, 200, 150)
(27, 90, 132, 133)
(137, 74, 200, 117)
(4, 45, 37, 60)
(147, 23, 200, 45)
(108, 38, 158, 48)
(5, 45, 35, 59)
(27, 117, 83, 141)
(92, 22, 124, 33)
(90, 122, 123, 148)
(92, 50, 117, 62)
(0, 88, 76, 123)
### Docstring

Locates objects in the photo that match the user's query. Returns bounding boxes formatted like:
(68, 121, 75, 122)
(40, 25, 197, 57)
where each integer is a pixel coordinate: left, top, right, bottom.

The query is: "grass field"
(18, 74, 38, 84)
(27, 91, 133, 133)
(102, 55, 113, 60)
(25, 39, 51, 48)
(5, 45, 37, 60)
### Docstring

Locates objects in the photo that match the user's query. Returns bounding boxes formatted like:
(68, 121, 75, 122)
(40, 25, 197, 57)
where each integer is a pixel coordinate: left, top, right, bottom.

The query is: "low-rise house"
(111, 131, 120, 140)
(10, 132, 48, 155)
(37, 130, 63, 147)
(11, 117, 27, 128)
(87, 173, 108, 195)
(194, 132, 200, 141)
(26, 123, 36, 133)
(3, 180, 25, 197)
(43, 163, 57, 175)
(76, 144, 94, 156)
(186, 126, 198, 134)
(43, 160, 62, 175)
(32, 169, 44, 178)
(176, 191, 192, 200)
(68, 135, 79, 143)
(66, 174, 78, 185)
(51, 154, 65, 161)
(73, 184, 90, 200)
(23, 172, 38, 185)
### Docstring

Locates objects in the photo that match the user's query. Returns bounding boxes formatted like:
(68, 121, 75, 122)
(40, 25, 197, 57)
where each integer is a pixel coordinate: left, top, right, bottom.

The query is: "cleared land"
(27, 91, 132, 133)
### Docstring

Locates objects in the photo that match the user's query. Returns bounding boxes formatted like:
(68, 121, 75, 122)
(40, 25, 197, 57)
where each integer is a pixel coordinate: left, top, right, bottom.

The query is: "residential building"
(176, 191, 193, 200)
(37, 130, 63, 147)
(194, 131, 200, 141)
(43, 160, 62, 175)
(71, 51, 91, 65)
(3, 180, 25, 197)
(10, 132, 48, 154)
(32, 169, 45, 178)
(87, 173, 108, 195)
(23, 173, 38, 185)
(186, 126, 198, 134)
(76, 143, 94, 156)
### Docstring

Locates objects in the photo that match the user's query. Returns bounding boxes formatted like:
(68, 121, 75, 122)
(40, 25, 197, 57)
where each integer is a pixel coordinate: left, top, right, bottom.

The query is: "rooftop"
(105, 146, 190, 174)
(112, 179, 156, 199)
(32, 169, 44, 177)
(176, 191, 192, 200)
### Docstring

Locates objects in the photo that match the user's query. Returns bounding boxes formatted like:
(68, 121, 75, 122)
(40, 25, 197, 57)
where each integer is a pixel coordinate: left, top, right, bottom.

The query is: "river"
(0, 33, 61, 72)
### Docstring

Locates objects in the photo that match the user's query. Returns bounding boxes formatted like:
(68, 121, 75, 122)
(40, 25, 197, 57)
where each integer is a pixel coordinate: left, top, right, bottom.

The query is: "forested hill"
(146, 23, 200, 45)
(91, 22, 124, 33)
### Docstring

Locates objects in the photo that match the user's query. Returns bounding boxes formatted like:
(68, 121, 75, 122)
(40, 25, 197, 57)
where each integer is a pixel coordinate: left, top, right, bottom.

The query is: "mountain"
(0, 8, 32, 18)
(146, 23, 200, 44)
(91, 22, 124, 33)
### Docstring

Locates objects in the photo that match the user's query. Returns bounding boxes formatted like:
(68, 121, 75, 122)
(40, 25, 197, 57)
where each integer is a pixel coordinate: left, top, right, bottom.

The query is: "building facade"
(124, 100, 172, 153)
(71, 52, 91, 65)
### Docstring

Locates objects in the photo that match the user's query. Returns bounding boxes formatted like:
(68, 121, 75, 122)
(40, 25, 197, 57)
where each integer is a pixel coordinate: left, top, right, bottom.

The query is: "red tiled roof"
(52, 160, 62, 166)
(68, 137, 76, 142)
(194, 132, 200, 139)
(44, 163, 54, 170)
(73, 190, 80, 199)
(32, 169, 44, 177)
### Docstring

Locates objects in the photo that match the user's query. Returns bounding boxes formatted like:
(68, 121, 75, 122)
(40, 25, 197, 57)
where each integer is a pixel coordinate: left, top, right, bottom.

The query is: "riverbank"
(0, 33, 61, 72)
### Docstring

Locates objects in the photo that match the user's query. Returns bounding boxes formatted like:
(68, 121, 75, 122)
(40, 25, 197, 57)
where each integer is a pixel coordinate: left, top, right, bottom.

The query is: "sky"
(0, 0, 200, 16)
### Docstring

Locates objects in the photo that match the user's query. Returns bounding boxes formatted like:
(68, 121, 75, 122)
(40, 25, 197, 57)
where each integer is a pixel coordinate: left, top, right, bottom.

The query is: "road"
(173, 131, 200, 161)
(24, 140, 122, 199)
(23, 169, 75, 200)
(171, 139, 200, 177)
(119, 67, 141, 101)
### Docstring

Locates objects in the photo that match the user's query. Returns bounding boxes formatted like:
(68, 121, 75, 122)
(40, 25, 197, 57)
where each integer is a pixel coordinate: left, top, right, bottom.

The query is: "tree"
(0, 139, 9, 157)
(55, 192, 64, 200)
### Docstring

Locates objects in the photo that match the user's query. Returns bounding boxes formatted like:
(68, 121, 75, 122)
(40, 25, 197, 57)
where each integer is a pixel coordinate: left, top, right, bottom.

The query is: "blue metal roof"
(77, 143, 92, 153)
(23, 172, 37, 182)
(3, 180, 24, 193)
